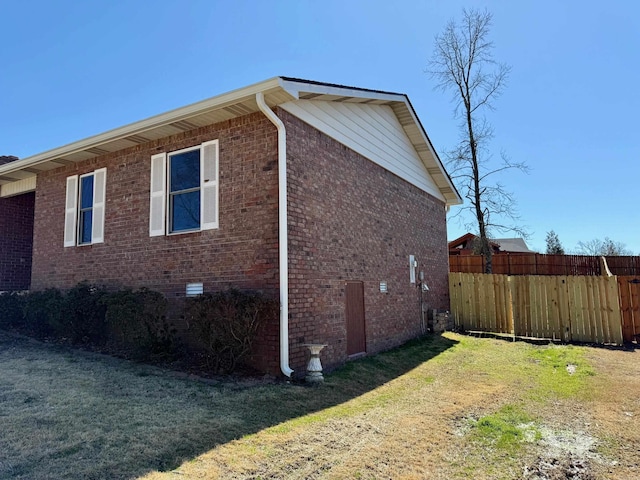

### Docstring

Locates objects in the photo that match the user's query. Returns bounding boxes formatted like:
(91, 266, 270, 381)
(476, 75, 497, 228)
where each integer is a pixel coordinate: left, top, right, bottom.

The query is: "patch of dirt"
(523, 427, 600, 479)
(537, 426, 599, 460)
(523, 455, 595, 480)
(583, 347, 640, 479)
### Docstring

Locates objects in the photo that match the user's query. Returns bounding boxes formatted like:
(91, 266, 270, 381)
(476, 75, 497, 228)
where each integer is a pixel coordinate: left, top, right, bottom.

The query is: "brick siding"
(28, 108, 450, 376)
(0, 192, 35, 290)
(31, 113, 281, 372)
(281, 109, 450, 373)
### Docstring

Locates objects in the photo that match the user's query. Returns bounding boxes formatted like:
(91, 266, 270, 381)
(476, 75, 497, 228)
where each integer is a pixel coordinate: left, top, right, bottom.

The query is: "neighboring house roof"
(448, 233, 499, 251)
(448, 233, 533, 254)
(0, 77, 462, 205)
(492, 238, 534, 253)
(0, 155, 18, 166)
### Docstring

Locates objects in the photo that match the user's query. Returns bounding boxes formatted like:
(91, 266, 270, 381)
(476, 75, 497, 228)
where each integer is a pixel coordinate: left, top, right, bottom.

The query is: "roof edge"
(1, 76, 463, 207)
(280, 76, 406, 101)
(0, 76, 288, 175)
(402, 96, 462, 206)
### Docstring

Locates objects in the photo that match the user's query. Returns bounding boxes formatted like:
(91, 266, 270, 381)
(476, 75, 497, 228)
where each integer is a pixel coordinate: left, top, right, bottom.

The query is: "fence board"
(449, 273, 625, 345)
(462, 273, 473, 329)
(568, 278, 583, 341)
(631, 279, 640, 340)
(551, 276, 564, 340)
(557, 277, 571, 342)
(516, 276, 525, 335)
(618, 276, 640, 342)
(511, 276, 524, 336)
(583, 276, 595, 342)
(486, 275, 497, 332)
(605, 277, 624, 344)
(530, 277, 543, 338)
(494, 275, 509, 332)
(588, 277, 601, 343)
(618, 277, 632, 341)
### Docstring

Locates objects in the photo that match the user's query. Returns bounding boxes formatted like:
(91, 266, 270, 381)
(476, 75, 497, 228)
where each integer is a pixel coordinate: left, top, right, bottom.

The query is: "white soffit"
(0, 177, 36, 198)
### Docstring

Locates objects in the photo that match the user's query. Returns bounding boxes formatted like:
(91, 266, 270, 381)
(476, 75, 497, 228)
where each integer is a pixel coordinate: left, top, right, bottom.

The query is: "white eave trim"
(1, 76, 461, 206)
(401, 99, 462, 206)
(0, 77, 294, 175)
(279, 78, 405, 104)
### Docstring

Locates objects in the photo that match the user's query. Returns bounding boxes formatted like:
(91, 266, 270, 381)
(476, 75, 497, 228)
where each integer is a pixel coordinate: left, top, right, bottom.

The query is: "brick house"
(0, 77, 462, 376)
(0, 155, 34, 292)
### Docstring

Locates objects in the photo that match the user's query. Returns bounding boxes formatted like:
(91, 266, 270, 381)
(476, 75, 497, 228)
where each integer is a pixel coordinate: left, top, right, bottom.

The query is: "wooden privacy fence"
(449, 272, 629, 345)
(450, 253, 640, 276)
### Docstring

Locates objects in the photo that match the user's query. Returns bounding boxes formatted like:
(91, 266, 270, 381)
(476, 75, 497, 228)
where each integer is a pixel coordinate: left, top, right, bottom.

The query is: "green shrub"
(102, 288, 176, 360)
(185, 289, 278, 373)
(58, 282, 108, 344)
(0, 291, 26, 330)
(22, 288, 64, 339)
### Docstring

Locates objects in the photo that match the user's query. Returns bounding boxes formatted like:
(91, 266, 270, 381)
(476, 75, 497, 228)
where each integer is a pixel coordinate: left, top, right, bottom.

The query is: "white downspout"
(256, 92, 293, 377)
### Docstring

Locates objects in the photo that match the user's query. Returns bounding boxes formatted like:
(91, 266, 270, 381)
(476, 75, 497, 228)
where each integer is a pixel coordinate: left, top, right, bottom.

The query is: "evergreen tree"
(545, 230, 565, 254)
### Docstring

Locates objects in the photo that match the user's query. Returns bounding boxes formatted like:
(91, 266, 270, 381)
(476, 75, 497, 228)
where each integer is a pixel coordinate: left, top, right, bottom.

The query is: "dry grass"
(1, 330, 639, 479)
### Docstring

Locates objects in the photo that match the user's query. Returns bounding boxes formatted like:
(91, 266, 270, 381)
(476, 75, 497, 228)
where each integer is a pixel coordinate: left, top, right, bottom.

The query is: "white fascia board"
(402, 99, 463, 206)
(280, 78, 405, 104)
(0, 77, 292, 176)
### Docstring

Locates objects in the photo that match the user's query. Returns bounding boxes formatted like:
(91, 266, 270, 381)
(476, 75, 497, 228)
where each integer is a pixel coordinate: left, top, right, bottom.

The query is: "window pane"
(80, 175, 94, 209)
(170, 150, 200, 192)
(79, 210, 93, 244)
(171, 191, 200, 232)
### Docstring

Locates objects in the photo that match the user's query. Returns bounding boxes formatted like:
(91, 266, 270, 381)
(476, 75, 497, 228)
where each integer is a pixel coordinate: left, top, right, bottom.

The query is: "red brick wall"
(28, 107, 450, 376)
(281, 109, 450, 373)
(0, 192, 35, 290)
(31, 113, 281, 372)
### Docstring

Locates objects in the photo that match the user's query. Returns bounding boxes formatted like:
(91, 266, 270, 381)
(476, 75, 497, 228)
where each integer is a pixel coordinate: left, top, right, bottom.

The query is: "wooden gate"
(618, 276, 640, 342)
(345, 281, 366, 356)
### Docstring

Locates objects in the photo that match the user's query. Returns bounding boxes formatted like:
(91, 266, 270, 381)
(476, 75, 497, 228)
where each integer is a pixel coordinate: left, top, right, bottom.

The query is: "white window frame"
(149, 139, 219, 237)
(77, 172, 95, 245)
(64, 167, 107, 247)
(167, 145, 202, 235)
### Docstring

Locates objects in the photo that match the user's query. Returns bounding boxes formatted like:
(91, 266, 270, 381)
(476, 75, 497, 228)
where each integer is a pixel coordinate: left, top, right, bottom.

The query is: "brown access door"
(345, 281, 366, 356)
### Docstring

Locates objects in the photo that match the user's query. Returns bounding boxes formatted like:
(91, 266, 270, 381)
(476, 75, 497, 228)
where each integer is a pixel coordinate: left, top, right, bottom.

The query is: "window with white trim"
(149, 139, 219, 236)
(64, 168, 107, 247)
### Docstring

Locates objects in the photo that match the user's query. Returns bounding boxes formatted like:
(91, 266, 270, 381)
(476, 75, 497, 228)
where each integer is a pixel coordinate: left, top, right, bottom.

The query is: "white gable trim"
(280, 100, 445, 201)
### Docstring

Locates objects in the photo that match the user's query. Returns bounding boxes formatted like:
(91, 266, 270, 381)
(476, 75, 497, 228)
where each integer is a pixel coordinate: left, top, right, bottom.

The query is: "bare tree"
(576, 237, 632, 256)
(545, 230, 565, 254)
(428, 8, 528, 273)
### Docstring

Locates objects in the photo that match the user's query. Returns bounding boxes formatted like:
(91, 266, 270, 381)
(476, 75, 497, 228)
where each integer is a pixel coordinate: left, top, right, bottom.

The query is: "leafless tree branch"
(427, 8, 529, 272)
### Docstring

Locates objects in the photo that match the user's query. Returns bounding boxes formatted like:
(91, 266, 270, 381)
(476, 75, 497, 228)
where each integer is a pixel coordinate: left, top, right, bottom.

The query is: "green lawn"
(1, 330, 638, 479)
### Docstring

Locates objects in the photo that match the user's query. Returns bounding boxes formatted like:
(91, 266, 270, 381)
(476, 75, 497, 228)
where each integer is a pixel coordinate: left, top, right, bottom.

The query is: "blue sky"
(2, 0, 639, 253)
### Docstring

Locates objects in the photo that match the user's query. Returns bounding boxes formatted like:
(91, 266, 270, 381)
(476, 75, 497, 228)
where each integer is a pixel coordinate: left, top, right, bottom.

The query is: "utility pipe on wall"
(256, 92, 293, 378)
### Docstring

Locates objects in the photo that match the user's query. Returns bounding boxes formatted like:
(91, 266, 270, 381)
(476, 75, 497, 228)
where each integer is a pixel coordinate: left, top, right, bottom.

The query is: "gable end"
(280, 99, 445, 201)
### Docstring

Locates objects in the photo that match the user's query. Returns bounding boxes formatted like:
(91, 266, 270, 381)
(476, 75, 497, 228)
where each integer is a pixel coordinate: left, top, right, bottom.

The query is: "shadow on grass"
(0, 331, 457, 480)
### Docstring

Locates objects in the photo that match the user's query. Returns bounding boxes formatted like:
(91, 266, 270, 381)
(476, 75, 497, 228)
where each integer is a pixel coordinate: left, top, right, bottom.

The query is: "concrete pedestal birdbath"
(302, 344, 328, 383)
